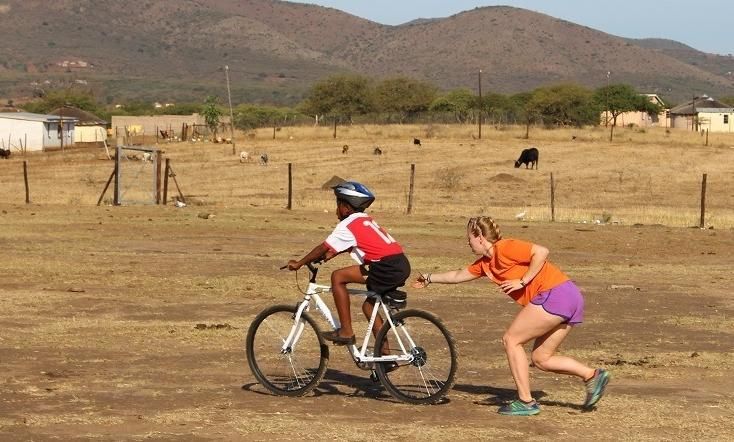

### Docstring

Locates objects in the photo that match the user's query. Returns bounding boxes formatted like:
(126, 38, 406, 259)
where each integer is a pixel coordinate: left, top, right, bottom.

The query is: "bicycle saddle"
(382, 290, 407, 309)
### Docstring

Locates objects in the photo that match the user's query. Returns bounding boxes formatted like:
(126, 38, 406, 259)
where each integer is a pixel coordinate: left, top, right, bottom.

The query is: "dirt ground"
(0, 203, 731, 441)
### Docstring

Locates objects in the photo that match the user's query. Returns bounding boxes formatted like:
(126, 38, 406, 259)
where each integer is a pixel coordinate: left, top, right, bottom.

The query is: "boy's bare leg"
(362, 299, 389, 354)
(330, 265, 366, 338)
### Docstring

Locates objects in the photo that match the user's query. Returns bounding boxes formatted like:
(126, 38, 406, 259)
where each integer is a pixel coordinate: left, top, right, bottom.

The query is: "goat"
(141, 152, 152, 162)
(239, 151, 250, 163)
(0, 148, 10, 159)
(373, 146, 383, 155)
(259, 153, 269, 165)
(413, 138, 422, 147)
(342, 144, 349, 154)
(514, 147, 539, 170)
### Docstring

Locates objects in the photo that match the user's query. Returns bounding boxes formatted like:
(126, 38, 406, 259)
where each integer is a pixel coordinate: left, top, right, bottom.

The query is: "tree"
(528, 84, 598, 128)
(21, 89, 100, 115)
(300, 74, 373, 125)
(594, 84, 661, 141)
(234, 104, 300, 130)
(429, 88, 475, 123)
(509, 92, 539, 139)
(202, 96, 223, 140)
(372, 77, 437, 123)
(476, 92, 511, 126)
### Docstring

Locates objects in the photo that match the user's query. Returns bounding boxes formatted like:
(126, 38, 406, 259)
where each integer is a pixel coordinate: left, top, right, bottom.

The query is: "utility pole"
(225, 65, 236, 154)
(59, 106, 64, 152)
(691, 95, 697, 132)
(605, 71, 610, 127)
(477, 69, 482, 139)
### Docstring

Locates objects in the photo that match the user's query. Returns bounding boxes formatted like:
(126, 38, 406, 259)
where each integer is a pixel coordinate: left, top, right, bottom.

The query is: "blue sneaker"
(584, 368, 611, 409)
(498, 399, 540, 416)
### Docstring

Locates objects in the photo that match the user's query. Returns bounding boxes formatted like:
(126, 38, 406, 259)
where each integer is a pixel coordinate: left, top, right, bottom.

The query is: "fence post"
(699, 173, 707, 228)
(155, 152, 162, 204)
(550, 172, 556, 222)
(407, 164, 415, 214)
(163, 158, 170, 205)
(114, 146, 121, 205)
(287, 163, 293, 210)
(23, 161, 30, 204)
(97, 166, 117, 206)
(705, 129, 709, 146)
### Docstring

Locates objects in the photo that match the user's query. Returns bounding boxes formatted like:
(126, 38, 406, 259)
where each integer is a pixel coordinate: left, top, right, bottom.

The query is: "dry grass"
(1, 124, 733, 440)
(1, 124, 733, 227)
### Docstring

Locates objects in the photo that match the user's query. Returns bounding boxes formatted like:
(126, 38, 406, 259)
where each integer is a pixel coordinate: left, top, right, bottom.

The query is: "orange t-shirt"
(466, 238, 569, 306)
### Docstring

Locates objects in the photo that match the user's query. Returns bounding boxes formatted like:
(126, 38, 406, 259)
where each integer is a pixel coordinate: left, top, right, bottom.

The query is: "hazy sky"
(290, 1, 733, 55)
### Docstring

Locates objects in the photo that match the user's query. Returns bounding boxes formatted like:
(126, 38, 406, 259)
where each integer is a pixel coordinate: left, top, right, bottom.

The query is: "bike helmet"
(333, 181, 375, 210)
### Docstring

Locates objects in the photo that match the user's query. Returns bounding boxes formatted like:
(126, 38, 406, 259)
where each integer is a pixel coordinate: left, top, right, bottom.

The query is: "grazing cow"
(239, 151, 250, 163)
(413, 138, 422, 147)
(259, 153, 269, 165)
(373, 146, 383, 155)
(342, 144, 349, 154)
(514, 147, 539, 169)
(0, 148, 10, 159)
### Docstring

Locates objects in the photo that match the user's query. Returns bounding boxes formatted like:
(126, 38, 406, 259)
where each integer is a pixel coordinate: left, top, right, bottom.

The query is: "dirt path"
(0, 205, 732, 440)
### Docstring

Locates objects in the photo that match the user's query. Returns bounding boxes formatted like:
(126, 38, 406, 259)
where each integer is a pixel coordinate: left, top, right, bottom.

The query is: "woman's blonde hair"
(467, 216, 502, 243)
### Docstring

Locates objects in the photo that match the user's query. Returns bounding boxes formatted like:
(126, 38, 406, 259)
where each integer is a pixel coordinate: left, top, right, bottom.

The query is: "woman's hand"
(412, 273, 431, 289)
(499, 279, 525, 294)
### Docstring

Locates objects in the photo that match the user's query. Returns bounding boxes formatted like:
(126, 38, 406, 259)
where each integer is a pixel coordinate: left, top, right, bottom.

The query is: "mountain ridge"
(0, 0, 731, 105)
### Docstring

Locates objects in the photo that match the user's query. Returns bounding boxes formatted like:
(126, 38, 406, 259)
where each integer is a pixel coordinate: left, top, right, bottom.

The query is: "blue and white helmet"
(333, 181, 375, 210)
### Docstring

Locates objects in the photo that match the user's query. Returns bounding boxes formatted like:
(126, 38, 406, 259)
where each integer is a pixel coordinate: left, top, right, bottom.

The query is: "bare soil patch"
(0, 204, 732, 440)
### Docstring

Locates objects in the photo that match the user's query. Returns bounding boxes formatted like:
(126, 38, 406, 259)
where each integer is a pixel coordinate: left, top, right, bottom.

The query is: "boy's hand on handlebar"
(286, 260, 301, 271)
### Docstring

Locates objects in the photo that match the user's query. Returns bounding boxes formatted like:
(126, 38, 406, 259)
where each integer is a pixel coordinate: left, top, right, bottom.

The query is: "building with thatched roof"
(669, 95, 733, 132)
(49, 106, 108, 144)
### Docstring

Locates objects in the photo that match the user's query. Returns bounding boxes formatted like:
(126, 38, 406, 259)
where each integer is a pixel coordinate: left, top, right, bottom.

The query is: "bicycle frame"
(282, 265, 416, 365)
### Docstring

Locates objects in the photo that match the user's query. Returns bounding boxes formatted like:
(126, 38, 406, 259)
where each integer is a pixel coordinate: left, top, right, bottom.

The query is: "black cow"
(0, 148, 10, 159)
(514, 147, 539, 169)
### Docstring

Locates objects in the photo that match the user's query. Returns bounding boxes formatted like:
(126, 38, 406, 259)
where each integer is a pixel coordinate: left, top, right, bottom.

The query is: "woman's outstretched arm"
(413, 268, 478, 288)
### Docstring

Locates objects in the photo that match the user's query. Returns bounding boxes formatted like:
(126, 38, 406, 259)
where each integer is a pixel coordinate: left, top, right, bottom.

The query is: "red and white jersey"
(324, 213, 403, 264)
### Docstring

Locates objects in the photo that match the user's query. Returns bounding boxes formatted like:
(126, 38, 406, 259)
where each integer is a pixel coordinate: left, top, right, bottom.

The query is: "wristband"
(425, 273, 432, 285)
(519, 279, 526, 287)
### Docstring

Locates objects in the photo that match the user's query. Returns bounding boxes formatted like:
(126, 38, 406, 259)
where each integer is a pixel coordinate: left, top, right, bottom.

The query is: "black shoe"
(321, 329, 356, 345)
(383, 361, 400, 373)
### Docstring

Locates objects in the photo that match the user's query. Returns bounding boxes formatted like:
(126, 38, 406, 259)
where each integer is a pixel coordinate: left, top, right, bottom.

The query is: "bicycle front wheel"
(245, 304, 329, 396)
(374, 309, 458, 405)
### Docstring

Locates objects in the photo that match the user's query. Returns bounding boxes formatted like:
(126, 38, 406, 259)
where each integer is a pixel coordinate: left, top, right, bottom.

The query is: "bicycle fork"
(281, 294, 337, 353)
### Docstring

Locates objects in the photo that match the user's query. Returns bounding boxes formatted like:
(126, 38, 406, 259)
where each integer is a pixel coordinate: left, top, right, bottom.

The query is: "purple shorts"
(530, 280, 585, 325)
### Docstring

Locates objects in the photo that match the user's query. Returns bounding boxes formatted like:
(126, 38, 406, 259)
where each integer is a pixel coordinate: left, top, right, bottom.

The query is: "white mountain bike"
(246, 261, 458, 405)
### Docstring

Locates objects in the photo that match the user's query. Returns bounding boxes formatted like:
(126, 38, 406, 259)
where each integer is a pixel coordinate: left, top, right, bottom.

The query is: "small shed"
(0, 112, 77, 152)
(669, 95, 733, 132)
(49, 106, 108, 144)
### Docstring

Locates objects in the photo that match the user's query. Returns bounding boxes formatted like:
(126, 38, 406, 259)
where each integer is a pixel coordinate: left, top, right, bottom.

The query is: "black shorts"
(363, 253, 411, 295)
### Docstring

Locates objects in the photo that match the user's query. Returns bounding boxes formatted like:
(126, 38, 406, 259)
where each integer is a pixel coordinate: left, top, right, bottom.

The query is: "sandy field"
(0, 125, 732, 440)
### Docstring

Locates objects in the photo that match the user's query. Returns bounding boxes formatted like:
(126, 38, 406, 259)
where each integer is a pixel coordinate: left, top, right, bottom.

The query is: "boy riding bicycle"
(286, 181, 411, 345)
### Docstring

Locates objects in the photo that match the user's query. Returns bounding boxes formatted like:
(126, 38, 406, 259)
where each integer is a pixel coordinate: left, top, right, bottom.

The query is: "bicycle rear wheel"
(246, 304, 329, 396)
(374, 309, 457, 405)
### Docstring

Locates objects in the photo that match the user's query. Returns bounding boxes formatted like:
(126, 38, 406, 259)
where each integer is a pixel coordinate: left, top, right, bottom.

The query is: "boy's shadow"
(243, 368, 452, 404)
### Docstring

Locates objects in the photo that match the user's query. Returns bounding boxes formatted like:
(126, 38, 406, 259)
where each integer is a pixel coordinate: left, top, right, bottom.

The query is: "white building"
(0, 112, 77, 152)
